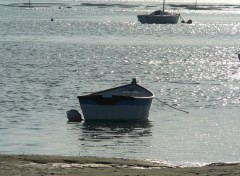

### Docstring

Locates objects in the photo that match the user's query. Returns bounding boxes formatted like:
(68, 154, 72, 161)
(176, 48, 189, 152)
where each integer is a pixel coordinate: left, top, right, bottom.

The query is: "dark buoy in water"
(67, 109, 83, 122)
(238, 54, 240, 60)
(187, 19, 192, 24)
(51, 18, 54, 21)
(181, 19, 192, 24)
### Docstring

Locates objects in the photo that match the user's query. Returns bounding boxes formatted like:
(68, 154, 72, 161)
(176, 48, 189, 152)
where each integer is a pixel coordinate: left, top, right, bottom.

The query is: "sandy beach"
(1, 154, 240, 176)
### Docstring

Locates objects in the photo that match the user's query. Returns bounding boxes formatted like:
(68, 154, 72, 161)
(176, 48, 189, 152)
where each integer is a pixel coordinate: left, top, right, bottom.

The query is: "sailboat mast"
(195, 0, 197, 10)
(162, 0, 165, 12)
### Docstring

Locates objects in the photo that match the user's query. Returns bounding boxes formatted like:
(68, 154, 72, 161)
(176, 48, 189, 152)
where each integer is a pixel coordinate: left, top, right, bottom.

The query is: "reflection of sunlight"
(231, 72, 240, 80)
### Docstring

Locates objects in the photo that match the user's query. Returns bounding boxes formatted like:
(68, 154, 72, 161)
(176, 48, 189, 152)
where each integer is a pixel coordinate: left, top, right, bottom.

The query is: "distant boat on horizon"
(137, 0, 180, 24)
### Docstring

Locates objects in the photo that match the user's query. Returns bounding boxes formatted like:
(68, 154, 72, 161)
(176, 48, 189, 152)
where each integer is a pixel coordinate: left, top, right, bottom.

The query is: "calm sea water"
(0, 0, 240, 166)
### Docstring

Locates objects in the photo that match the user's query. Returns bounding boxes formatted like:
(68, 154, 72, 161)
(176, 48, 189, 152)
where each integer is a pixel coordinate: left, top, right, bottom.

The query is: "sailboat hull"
(137, 14, 180, 24)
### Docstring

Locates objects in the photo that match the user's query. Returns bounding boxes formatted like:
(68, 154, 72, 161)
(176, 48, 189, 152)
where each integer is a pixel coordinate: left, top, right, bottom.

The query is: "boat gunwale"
(150, 13, 180, 17)
(137, 13, 180, 17)
(77, 83, 154, 99)
(77, 95, 154, 100)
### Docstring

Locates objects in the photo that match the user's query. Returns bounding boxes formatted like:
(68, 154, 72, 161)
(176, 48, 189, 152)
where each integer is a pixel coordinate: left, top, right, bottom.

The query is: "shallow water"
(0, 0, 240, 166)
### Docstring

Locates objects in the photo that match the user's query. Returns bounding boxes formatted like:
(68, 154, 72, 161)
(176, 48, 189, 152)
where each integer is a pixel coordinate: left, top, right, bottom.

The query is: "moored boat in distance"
(137, 10, 180, 24)
(137, 0, 180, 24)
(77, 78, 154, 121)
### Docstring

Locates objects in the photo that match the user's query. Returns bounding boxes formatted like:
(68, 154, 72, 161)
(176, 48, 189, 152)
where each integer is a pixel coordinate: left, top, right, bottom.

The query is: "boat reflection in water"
(67, 120, 152, 150)
(67, 120, 152, 157)
(80, 120, 152, 141)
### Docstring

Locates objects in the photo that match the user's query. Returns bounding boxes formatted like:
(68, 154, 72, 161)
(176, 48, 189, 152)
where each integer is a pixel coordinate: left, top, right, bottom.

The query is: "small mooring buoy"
(186, 19, 192, 24)
(181, 19, 192, 24)
(51, 18, 54, 21)
(238, 54, 240, 60)
(67, 109, 83, 122)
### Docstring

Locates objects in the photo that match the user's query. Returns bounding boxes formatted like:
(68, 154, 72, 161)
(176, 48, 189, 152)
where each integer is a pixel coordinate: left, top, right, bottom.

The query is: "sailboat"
(137, 0, 180, 24)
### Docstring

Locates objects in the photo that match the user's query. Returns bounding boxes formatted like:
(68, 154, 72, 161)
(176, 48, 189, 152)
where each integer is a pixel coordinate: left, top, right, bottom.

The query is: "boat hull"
(137, 14, 179, 24)
(78, 96, 153, 121)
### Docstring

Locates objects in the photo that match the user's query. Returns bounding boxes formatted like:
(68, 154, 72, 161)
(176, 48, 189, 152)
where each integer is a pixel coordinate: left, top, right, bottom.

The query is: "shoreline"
(1, 154, 240, 176)
(3, 2, 240, 10)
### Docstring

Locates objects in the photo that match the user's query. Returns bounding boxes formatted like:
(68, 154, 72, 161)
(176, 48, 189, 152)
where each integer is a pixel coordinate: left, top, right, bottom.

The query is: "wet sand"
(1, 154, 240, 176)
